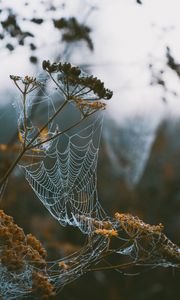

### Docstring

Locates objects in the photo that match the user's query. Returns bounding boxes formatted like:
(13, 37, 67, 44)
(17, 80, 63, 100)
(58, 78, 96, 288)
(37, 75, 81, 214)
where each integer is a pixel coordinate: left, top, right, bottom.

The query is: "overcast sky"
(1, 0, 180, 124)
(89, 0, 180, 124)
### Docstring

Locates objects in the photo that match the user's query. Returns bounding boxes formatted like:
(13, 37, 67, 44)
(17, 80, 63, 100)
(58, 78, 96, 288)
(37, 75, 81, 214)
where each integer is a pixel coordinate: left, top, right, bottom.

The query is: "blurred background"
(0, 0, 180, 299)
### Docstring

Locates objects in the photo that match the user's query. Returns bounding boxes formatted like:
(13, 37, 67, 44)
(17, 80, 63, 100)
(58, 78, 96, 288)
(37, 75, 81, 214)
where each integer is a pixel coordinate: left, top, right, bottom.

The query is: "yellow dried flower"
(58, 261, 69, 270)
(94, 228, 118, 237)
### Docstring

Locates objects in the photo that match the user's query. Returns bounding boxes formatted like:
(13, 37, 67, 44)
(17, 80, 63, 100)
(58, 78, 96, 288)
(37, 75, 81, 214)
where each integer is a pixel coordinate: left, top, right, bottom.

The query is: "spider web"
(103, 115, 157, 186)
(18, 74, 106, 234)
(1, 73, 180, 300)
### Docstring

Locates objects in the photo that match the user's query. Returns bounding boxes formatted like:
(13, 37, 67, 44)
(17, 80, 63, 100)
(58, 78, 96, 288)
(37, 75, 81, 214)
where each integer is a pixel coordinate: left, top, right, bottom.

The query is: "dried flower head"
(95, 228, 118, 238)
(42, 60, 113, 100)
(70, 96, 106, 116)
(115, 212, 164, 236)
(0, 210, 55, 299)
(32, 271, 55, 299)
(114, 212, 180, 265)
(10, 75, 42, 94)
(58, 261, 69, 270)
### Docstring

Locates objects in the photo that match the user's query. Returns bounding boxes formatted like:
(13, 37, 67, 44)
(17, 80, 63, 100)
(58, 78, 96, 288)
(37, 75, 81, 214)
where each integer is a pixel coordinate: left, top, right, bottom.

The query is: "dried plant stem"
(0, 99, 68, 188)
(28, 110, 96, 149)
(86, 259, 143, 273)
(49, 73, 67, 97)
(23, 92, 28, 149)
(0, 98, 97, 189)
(26, 99, 68, 149)
(0, 148, 26, 188)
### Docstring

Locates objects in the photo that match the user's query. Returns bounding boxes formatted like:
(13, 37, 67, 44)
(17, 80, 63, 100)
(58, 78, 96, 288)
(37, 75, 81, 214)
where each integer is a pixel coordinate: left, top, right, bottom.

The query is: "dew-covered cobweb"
(103, 116, 157, 186)
(17, 72, 107, 234)
(1, 69, 179, 300)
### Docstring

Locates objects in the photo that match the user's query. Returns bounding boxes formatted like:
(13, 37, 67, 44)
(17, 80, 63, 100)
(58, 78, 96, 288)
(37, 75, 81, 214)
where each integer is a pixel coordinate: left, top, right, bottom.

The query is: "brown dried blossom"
(10, 75, 42, 94)
(32, 272, 55, 299)
(70, 96, 106, 115)
(115, 212, 164, 236)
(94, 228, 118, 238)
(115, 212, 180, 265)
(58, 261, 70, 270)
(42, 60, 113, 100)
(0, 210, 55, 298)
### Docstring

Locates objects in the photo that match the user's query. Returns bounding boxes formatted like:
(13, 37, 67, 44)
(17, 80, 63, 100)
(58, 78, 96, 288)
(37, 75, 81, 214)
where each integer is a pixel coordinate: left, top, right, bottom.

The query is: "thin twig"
(49, 73, 68, 98)
(86, 259, 143, 272)
(28, 110, 97, 149)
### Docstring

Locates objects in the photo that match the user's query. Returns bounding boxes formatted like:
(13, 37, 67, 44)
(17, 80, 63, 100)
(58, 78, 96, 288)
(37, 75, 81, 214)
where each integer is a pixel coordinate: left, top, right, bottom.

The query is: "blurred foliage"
(53, 17, 93, 50)
(0, 1, 94, 64)
(149, 46, 180, 103)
